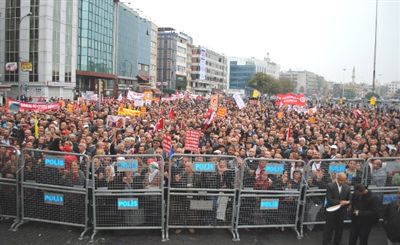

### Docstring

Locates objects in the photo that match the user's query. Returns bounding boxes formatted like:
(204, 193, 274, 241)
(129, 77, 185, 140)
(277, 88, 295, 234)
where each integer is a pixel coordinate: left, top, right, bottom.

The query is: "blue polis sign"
(328, 163, 346, 174)
(44, 156, 65, 168)
(44, 193, 64, 205)
(260, 199, 279, 210)
(117, 198, 139, 210)
(116, 160, 138, 172)
(383, 194, 398, 205)
(265, 164, 284, 175)
(193, 162, 215, 172)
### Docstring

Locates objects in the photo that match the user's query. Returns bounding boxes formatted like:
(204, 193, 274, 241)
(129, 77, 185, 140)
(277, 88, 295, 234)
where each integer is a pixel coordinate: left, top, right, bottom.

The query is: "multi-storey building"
(0, 0, 78, 100)
(190, 46, 228, 95)
(149, 22, 158, 89)
(229, 57, 280, 91)
(76, 0, 115, 96)
(280, 70, 325, 96)
(157, 27, 192, 90)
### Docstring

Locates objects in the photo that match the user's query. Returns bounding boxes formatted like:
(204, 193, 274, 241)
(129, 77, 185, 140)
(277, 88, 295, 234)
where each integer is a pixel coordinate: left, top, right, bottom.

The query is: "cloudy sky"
(128, 0, 399, 84)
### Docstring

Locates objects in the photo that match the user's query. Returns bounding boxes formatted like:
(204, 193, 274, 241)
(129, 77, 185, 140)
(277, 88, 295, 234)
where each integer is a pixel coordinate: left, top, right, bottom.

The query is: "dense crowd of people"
(1, 96, 400, 185)
(0, 95, 400, 242)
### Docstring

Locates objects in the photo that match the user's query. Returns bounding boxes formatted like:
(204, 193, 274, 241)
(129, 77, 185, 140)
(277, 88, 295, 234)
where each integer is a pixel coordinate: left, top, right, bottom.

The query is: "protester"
(384, 187, 400, 245)
(322, 172, 351, 245)
(348, 184, 379, 245)
(1, 94, 400, 237)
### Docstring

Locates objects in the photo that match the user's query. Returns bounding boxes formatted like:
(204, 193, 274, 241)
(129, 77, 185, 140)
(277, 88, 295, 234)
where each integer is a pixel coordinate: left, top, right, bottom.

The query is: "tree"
(176, 77, 187, 91)
(364, 92, 380, 100)
(247, 73, 277, 94)
(278, 77, 296, 94)
(247, 73, 296, 95)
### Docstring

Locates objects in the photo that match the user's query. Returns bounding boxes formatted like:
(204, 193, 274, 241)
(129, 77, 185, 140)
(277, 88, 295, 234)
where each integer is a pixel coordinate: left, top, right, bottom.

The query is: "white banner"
(127, 91, 144, 101)
(233, 93, 245, 109)
(134, 99, 144, 107)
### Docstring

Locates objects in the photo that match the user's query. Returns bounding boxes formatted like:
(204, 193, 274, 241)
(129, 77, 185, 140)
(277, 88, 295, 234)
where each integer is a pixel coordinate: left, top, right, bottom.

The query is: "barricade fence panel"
(18, 149, 90, 236)
(235, 158, 305, 239)
(91, 154, 165, 241)
(0, 144, 21, 222)
(301, 158, 367, 234)
(364, 157, 400, 219)
(166, 154, 239, 240)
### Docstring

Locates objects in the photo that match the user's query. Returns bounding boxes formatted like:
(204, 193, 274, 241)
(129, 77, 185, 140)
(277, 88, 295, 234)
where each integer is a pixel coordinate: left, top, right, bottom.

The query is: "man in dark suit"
(348, 184, 379, 245)
(322, 172, 351, 245)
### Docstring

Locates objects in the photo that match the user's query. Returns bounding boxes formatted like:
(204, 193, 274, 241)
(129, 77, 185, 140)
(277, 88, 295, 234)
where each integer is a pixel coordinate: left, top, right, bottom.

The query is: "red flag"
(162, 134, 172, 153)
(203, 108, 216, 128)
(286, 122, 292, 141)
(168, 109, 175, 120)
(155, 118, 164, 131)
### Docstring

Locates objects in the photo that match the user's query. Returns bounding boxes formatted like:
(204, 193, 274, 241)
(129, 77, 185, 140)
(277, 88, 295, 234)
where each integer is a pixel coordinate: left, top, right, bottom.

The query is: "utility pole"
(372, 0, 379, 94)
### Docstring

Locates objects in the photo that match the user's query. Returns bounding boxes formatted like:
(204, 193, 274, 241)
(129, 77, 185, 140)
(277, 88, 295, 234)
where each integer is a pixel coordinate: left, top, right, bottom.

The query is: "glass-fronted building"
(116, 4, 139, 91)
(229, 61, 256, 90)
(77, 0, 115, 95)
(137, 18, 150, 83)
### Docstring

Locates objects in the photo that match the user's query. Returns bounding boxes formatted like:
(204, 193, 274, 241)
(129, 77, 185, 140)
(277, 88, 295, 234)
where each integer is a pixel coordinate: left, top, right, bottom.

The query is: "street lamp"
(18, 12, 32, 98)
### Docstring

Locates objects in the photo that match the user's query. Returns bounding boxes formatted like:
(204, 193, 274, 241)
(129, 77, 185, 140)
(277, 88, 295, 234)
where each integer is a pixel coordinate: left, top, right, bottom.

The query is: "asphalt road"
(0, 219, 388, 245)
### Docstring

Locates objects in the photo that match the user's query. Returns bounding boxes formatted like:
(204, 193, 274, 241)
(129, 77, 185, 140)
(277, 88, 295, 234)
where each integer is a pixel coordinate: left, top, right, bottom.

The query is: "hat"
(330, 145, 338, 150)
(83, 124, 89, 129)
(213, 150, 222, 154)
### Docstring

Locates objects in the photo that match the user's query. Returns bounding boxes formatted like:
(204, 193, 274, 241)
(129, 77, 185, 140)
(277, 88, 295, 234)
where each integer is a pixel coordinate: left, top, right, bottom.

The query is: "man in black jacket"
(384, 187, 400, 245)
(349, 184, 379, 245)
(322, 172, 351, 245)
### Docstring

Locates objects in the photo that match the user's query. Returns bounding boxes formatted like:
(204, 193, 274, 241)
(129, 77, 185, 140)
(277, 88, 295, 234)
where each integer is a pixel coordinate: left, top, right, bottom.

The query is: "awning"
(137, 74, 149, 81)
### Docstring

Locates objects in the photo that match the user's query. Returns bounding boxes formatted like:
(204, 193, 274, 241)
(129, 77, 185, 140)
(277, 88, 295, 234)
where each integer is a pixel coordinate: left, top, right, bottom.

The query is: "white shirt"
(336, 182, 342, 194)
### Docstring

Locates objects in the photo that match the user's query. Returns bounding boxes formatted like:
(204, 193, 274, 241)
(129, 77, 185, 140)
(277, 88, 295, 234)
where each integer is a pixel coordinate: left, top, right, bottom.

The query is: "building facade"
(116, 3, 139, 92)
(388, 81, 400, 97)
(229, 57, 280, 90)
(149, 22, 158, 88)
(190, 46, 228, 95)
(76, 0, 115, 96)
(157, 28, 192, 90)
(280, 70, 325, 96)
(137, 17, 150, 85)
(0, 0, 78, 100)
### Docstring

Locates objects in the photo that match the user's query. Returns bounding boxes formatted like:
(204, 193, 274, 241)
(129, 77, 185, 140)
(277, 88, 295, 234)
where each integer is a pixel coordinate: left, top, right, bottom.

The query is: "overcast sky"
(128, 0, 399, 84)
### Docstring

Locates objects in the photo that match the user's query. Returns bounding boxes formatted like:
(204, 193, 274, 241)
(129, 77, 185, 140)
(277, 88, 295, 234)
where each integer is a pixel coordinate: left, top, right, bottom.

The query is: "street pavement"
(0, 219, 388, 245)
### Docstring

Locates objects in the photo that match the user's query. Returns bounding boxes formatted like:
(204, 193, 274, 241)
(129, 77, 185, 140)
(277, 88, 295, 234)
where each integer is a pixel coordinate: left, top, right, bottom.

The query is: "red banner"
(7, 99, 60, 113)
(185, 130, 201, 152)
(162, 134, 172, 153)
(275, 93, 306, 107)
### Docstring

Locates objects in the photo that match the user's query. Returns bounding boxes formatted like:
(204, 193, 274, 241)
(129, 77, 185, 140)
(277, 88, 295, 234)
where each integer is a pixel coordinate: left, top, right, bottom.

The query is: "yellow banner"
(217, 107, 227, 117)
(252, 89, 261, 98)
(143, 91, 153, 101)
(118, 107, 141, 116)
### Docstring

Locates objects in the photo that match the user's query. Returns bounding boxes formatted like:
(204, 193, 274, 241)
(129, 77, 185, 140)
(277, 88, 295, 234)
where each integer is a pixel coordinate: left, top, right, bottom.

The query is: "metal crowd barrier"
(0, 144, 21, 229)
(91, 154, 165, 242)
(15, 149, 90, 239)
(364, 157, 400, 220)
(166, 154, 239, 240)
(300, 158, 366, 236)
(235, 158, 305, 240)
